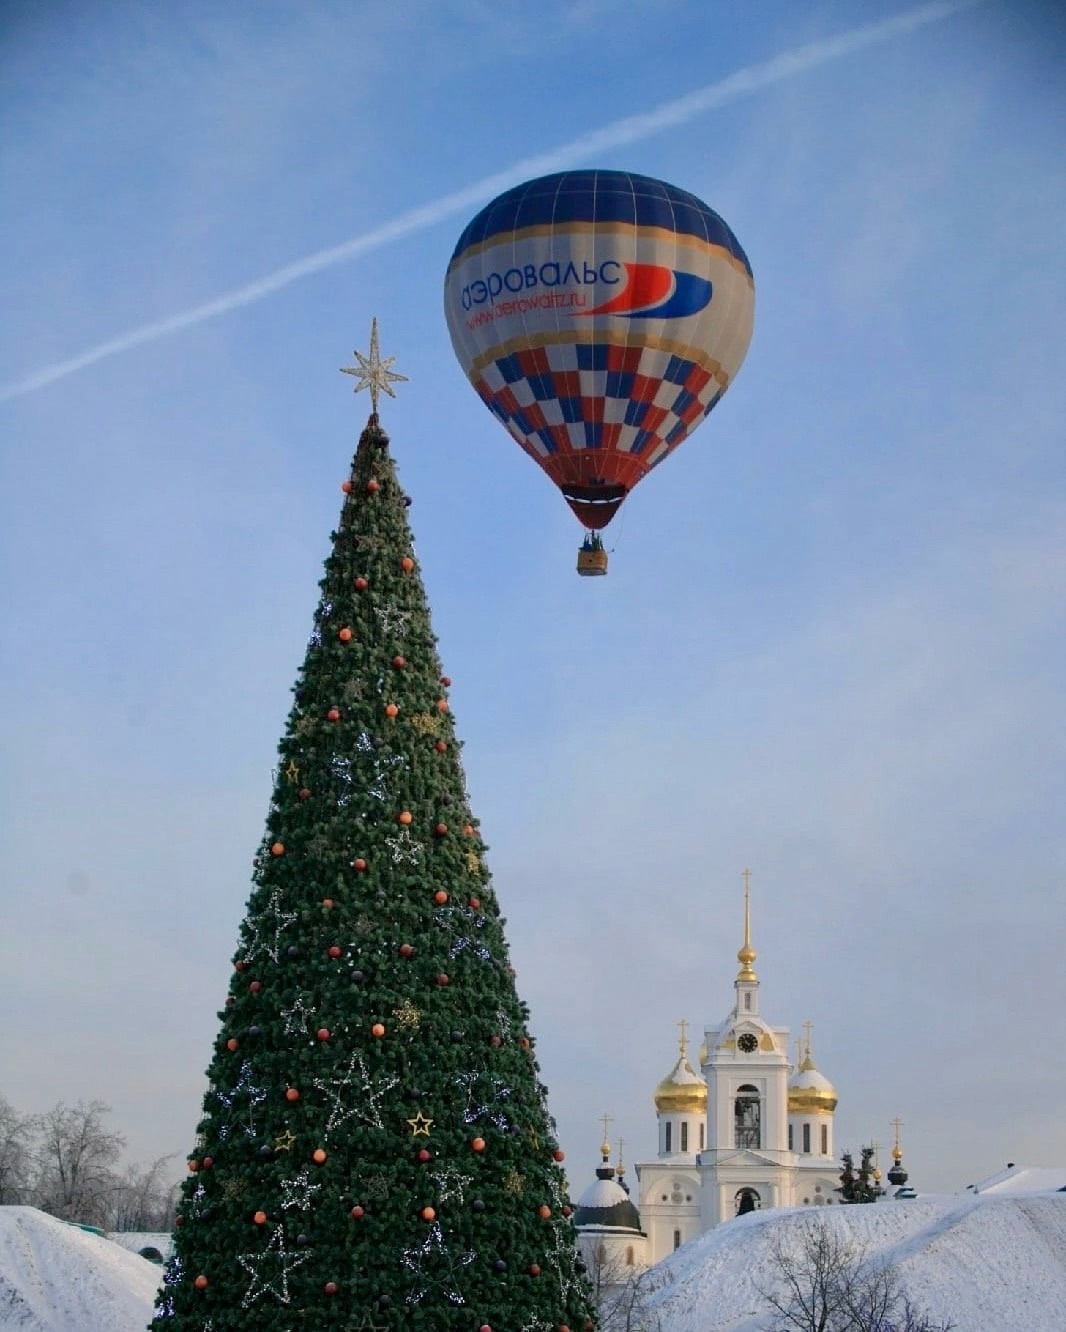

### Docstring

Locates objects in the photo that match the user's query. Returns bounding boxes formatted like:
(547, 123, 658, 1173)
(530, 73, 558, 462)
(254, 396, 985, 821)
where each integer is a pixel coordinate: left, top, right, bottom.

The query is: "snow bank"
(0, 1207, 158, 1332)
(644, 1194, 1066, 1332)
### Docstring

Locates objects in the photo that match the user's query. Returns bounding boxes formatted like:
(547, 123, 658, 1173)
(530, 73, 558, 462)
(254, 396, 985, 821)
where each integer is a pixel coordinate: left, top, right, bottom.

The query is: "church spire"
(736, 867, 758, 982)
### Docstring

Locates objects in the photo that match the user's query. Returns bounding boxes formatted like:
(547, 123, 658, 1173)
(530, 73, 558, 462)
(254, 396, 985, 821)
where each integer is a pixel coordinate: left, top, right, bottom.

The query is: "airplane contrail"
(0, 0, 978, 404)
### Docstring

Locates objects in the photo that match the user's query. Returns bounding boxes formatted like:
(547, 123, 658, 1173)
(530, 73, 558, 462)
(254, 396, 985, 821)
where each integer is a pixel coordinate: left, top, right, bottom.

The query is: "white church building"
(575, 875, 843, 1271)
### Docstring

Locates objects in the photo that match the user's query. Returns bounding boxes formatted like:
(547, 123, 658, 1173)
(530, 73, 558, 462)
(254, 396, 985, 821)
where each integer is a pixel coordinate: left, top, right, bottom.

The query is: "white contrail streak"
(0, 0, 978, 403)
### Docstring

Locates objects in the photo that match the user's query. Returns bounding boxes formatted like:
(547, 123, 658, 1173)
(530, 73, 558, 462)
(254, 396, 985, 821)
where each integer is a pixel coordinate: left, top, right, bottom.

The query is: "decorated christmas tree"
(153, 324, 596, 1331)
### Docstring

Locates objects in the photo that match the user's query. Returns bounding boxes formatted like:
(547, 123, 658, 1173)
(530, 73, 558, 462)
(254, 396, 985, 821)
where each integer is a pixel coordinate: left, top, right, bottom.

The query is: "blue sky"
(1, 0, 1063, 1199)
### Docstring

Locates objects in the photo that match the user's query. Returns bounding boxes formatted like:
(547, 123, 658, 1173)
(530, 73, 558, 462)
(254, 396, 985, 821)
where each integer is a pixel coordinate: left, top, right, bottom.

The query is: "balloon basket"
(577, 545, 608, 577)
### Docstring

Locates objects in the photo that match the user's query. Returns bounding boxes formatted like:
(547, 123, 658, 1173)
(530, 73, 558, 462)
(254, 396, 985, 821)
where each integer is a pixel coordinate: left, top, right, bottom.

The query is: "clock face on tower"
(737, 1032, 758, 1053)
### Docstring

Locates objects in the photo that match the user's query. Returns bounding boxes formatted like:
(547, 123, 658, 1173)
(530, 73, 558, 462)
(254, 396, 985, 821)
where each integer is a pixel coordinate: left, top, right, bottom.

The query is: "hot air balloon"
(444, 169, 755, 575)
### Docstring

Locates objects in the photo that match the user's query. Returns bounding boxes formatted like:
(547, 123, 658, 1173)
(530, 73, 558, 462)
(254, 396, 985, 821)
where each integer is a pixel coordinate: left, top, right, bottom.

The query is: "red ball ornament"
(538, 1205, 552, 1219)
(440, 675, 452, 687)
(321, 897, 335, 909)
(341, 481, 353, 494)
(436, 973, 450, 987)
(397, 810, 413, 825)
(400, 556, 415, 572)
(234, 960, 246, 972)
(562, 1204, 573, 1217)
(312, 1148, 328, 1164)
(194, 1274, 209, 1291)
(553, 1148, 566, 1162)
(285, 1087, 300, 1102)
(328, 945, 342, 959)
(249, 980, 261, 993)
(417, 1148, 431, 1163)
(471, 1137, 486, 1153)
(270, 842, 285, 857)
(298, 787, 311, 800)
(187, 1159, 199, 1173)
(528, 1263, 541, 1277)
(436, 698, 449, 712)
(316, 1028, 330, 1042)
(384, 703, 399, 718)
(479, 1326, 492, 1332)
(202, 1157, 213, 1170)
(225, 995, 235, 1006)
(433, 890, 448, 905)
(324, 1282, 338, 1296)
(392, 655, 406, 669)
(352, 857, 368, 872)
(254, 1210, 267, 1225)
(354, 576, 369, 591)
(434, 740, 447, 753)
(435, 822, 448, 837)
(350, 1205, 365, 1220)
(225, 1038, 239, 1052)
(399, 943, 414, 958)
(469, 896, 482, 910)
(371, 1022, 386, 1038)
(366, 479, 380, 494)
(338, 627, 353, 643)
(421, 1206, 436, 1221)
(327, 707, 341, 722)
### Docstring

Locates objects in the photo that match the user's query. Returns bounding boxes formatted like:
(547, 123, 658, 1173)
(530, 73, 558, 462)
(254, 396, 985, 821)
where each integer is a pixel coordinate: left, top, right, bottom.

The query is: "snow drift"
(644, 1193, 1066, 1331)
(0, 1207, 159, 1332)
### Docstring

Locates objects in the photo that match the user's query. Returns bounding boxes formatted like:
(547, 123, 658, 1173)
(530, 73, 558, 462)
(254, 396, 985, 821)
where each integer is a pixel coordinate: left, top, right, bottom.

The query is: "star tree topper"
(341, 318, 407, 415)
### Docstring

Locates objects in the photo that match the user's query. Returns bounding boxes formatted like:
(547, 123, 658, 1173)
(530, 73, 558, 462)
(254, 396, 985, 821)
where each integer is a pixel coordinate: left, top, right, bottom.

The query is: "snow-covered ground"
(2, 1194, 1065, 1330)
(645, 1193, 1066, 1332)
(0, 1207, 160, 1332)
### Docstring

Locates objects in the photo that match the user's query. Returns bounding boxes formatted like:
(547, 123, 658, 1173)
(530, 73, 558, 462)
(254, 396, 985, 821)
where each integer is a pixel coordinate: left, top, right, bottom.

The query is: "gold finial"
(340, 317, 408, 416)
(677, 1018, 689, 1058)
(616, 1137, 626, 1178)
(737, 868, 758, 981)
(600, 1112, 613, 1162)
(891, 1117, 904, 1162)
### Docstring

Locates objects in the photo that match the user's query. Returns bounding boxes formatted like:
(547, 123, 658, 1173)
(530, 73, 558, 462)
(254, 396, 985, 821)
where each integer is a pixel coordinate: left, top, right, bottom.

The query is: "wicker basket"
(576, 546, 609, 576)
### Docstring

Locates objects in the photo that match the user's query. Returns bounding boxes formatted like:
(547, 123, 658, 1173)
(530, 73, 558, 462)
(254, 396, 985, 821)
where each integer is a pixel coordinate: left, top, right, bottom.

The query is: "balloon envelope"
(444, 169, 754, 529)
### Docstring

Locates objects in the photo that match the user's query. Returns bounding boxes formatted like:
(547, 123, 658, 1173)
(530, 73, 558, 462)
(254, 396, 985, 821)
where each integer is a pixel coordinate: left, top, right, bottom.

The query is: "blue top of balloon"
(449, 169, 753, 279)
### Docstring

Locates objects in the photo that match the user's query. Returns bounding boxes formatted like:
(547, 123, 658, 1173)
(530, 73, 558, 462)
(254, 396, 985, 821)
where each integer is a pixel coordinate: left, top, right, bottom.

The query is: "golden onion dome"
(788, 1052, 838, 1114)
(654, 1053, 708, 1115)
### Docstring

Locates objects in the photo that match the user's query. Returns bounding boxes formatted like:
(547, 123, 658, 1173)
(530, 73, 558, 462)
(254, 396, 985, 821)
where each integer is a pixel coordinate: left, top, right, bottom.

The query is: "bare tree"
(33, 1099, 126, 1228)
(0, 1094, 38, 1204)
(580, 1242, 666, 1332)
(757, 1216, 954, 1332)
(111, 1154, 180, 1232)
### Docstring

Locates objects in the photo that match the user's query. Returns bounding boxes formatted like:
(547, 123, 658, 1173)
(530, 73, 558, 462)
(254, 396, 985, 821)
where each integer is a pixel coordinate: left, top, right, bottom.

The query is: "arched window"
(664, 1122, 672, 1153)
(673, 1229, 682, 1251)
(626, 1245, 634, 1266)
(821, 1123, 828, 1155)
(680, 1121, 689, 1152)
(735, 1187, 761, 1215)
(802, 1123, 811, 1154)
(734, 1084, 761, 1149)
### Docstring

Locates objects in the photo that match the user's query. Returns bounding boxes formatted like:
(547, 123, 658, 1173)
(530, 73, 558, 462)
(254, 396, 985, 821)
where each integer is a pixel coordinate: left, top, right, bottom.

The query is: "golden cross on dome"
(341, 318, 408, 415)
(677, 1017, 689, 1057)
(802, 1019, 814, 1059)
(600, 1111, 613, 1160)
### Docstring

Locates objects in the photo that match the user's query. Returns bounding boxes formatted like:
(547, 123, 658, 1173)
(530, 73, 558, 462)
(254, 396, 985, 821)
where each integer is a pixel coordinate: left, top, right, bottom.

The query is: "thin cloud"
(0, 0, 979, 404)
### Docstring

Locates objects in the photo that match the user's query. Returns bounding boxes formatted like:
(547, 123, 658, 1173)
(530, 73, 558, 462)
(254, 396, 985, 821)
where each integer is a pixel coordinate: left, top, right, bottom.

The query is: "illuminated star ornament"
(341, 318, 408, 415)
(407, 1110, 433, 1136)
